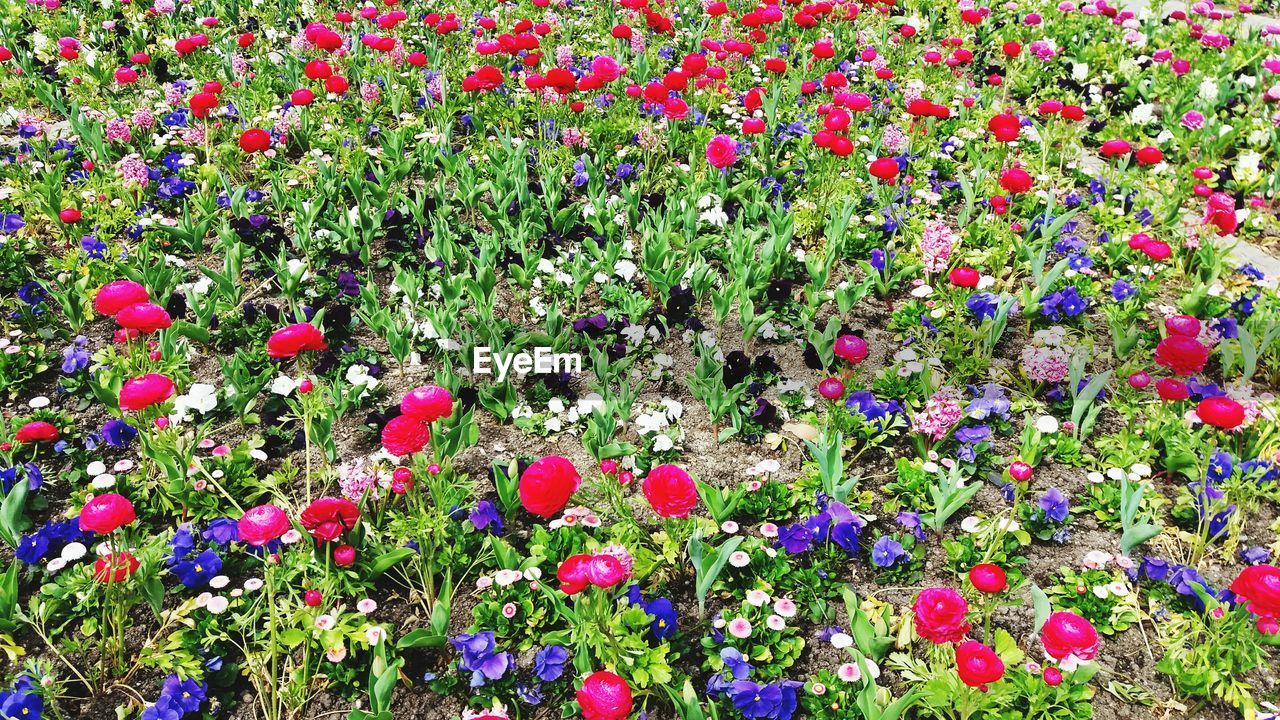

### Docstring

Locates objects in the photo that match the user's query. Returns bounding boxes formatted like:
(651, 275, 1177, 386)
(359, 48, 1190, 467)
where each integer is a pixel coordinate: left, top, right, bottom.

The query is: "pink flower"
(400, 385, 454, 423)
(238, 504, 291, 546)
(119, 374, 175, 412)
(705, 133, 738, 169)
(913, 588, 971, 644)
(1041, 611, 1100, 663)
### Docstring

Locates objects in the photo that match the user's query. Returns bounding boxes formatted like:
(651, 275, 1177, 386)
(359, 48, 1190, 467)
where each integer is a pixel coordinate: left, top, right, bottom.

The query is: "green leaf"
(368, 548, 415, 576)
(395, 630, 446, 649)
(0, 481, 31, 548)
(1030, 584, 1051, 633)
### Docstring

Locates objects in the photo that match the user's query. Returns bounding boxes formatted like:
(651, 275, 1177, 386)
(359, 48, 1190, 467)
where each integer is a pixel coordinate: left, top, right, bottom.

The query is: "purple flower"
(1037, 487, 1070, 523)
(533, 644, 567, 682)
(450, 631, 512, 687)
(870, 536, 907, 568)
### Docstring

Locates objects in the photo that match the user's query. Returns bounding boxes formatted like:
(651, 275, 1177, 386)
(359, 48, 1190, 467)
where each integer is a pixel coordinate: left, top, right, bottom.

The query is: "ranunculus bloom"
(817, 377, 845, 400)
(239, 128, 272, 153)
(94, 280, 150, 316)
(95, 552, 141, 582)
(999, 167, 1032, 194)
(79, 493, 137, 534)
(955, 640, 1004, 691)
(301, 497, 361, 542)
(1230, 565, 1280, 620)
(334, 544, 357, 566)
(119, 374, 176, 412)
(1099, 138, 1132, 157)
(868, 157, 899, 181)
(948, 267, 980, 288)
(1154, 336, 1209, 376)
(642, 464, 698, 518)
(968, 563, 1007, 594)
(834, 334, 868, 364)
(986, 113, 1020, 142)
(115, 302, 173, 333)
(266, 323, 328, 359)
(400, 385, 454, 423)
(380, 414, 431, 456)
(577, 670, 633, 720)
(558, 553, 593, 594)
(705, 133, 738, 169)
(239, 504, 290, 546)
(1164, 315, 1201, 337)
(1197, 396, 1245, 430)
(1041, 611, 1100, 662)
(519, 455, 581, 519)
(585, 553, 627, 588)
(1203, 192, 1238, 236)
(913, 588, 971, 644)
(1155, 377, 1189, 401)
(15, 420, 59, 444)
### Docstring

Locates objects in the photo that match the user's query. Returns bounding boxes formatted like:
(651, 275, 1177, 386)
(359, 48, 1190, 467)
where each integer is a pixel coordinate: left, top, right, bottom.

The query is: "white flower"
(652, 434, 674, 452)
(1034, 416, 1060, 434)
(60, 542, 87, 561)
(270, 375, 297, 396)
(1082, 550, 1113, 569)
(830, 632, 853, 649)
(614, 259, 637, 282)
(346, 364, 380, 397)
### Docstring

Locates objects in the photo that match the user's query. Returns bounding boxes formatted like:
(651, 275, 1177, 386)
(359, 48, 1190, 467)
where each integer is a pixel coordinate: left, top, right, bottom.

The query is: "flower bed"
(1, 0, 1280, 718)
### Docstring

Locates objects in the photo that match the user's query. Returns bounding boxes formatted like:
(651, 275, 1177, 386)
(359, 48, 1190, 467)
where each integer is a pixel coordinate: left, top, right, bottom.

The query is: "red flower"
(948, 267, 980, 288)
(968, 563, 1007, 594)
(238, 504, 291, 546)
(1155, 377, 1189, 401)
(189, 91, 218, 118)
(1230, 565, 1280, 620)
(300, 496, 360, 542)
(955, 640, 1004, 691)
(986, 113, 1020, 142)
(1154, 335, 1209, 376)
(519, 455, 581, 519)
(834, 334, 868, 364)
(334, 544, 357, 567)
(380, 414, 431, 457)
(79, 493, 137, 534)
(1204, 192, 1238, 236)
(119, 373, 175, 412)
(94, 552, 141, 583)
(1164, 314, 1201, 337)
(1135, 146, 1164, 165)
(400, 385, 454, 423)
(239, 128, 272, 153)
(115, 302, 173, 333)
(15, 421, 59, 444)
(868, 157, 899, 182)
(291, 88, 315, 106)
(999, 167, 1032, 194)
(266, 323, 328, 359)
(93, 280, 150, 316)
(913, 588, 971, 644)
(59, 208, 82, 224)
(1197, 396, 1245, 430)
(642, 464, 697, 519)
(1041, 611, 1099, 662)
(577, 671, 633, 720)
(1099, 139, 1132, 157)
(558, 553, 593, 594)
